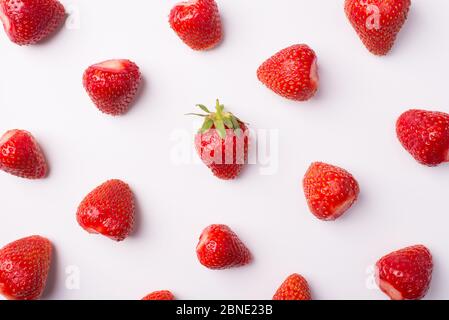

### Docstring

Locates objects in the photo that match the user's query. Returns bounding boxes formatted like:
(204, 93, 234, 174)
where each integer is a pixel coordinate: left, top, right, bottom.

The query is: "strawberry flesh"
(76, 179, 135, 241)
(83, 59, 142, 116)
(273, 274, 312, 300)
(142, 290, 175, 300)
(396, 109, 449, 166)
(376, 245, 433, 300)
(0, 236, 52, 300)
(196, 224, 251, 270)
(0, 0, 66, 45)
(257, 44, 319, 101)
(303, 162, 360, 221)
(0, 129, 48, 179)
(169, 0, 222, 50)
(344, 0, 411, 56)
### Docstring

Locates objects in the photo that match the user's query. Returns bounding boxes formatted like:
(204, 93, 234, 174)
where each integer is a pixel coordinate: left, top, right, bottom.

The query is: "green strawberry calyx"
(187, 99, 244, 139)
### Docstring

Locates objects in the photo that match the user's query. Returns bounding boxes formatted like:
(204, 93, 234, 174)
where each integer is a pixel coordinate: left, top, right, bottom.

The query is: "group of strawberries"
(0, 0, 443, 301)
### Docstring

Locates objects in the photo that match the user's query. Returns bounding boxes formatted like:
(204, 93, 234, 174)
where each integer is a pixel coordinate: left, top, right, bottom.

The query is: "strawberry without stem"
(257, 44, 319, 102)
(169, 0, 222, 51)
(0, 236, 52, 300)
(196, 224, 252, 270)
(303, 162, 360, 221)
(76, 179, 135, 242)
(344, 0, 411, 56)
(192, 100, 249, 180)
(273, 274, 312, 300)
(396, 109, 449, 166)
(376, 245, 433, 300)
(0, 0, 65, 45)
(0, 129, 48, 179)
(83, 59, 142, 116)
(142, 290, 175, 300)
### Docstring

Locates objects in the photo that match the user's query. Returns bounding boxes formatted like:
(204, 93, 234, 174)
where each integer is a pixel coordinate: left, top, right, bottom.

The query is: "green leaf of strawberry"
(188, 99, 245, 139)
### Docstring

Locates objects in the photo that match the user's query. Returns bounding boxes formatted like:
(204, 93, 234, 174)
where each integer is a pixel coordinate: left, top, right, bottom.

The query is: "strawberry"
(142, 290, 175, 300)
(376, 245, 433, 300)
(257, 44, 319, 102)
(396, 109, 449, 166)
(169, 0, 222, 51)
(82, 59, 142, 116)
(273, 274, 312, 300)
(303, 162, 360, 221)
(0, 129, 48, 179)
(0, 0, 65, 45)
(76, 179, 135, 241)
(196, 224, 251, 270)
(192, 100, 248, 180)
(344, 0, 411, 56)
(0, 236, 52, 300)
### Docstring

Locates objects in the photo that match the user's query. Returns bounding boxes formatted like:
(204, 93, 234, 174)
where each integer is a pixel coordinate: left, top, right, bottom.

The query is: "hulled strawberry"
(0, 236, 52, 300)
(0, 0, 65, 45)
(142, 290, 175, 300)
(344, 0, 411, 55)
(303, 162, 360, 221)
(273, 274, 312, 300)
(196, 224, 251, 270)
(396, 109, 449, 166)
(257, 44, 319, 101)
(0, 129, 48, 179)
(82, 59, 142, 116)
(169, 0, 222, 50)
(376, 245, 433, 300)
(76, 179, 135, 241)
(192, 100, 248, 180)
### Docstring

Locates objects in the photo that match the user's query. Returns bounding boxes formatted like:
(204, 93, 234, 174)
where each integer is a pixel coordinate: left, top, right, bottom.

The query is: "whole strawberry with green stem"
(192, 100, 248, 180)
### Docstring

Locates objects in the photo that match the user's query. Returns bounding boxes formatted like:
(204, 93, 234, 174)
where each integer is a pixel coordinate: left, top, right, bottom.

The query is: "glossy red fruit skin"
(196, 224, 252, 270)
(142, 290, 175, 300)
(169, 0, 222, 50)
(376, 245, 433, 300)
(0, 129, 48, 179)
(344, 0, 411, 56)
(303, 162, 360, 221)
(0, 0, 65, 45)
(257, 44, 319, 101)
(82, 59, 142, 116)
(76, 179, 135, 241)
(396, 109, 449, 166)
(195, 123, 249, 180)
(273, 274, 312, 300)
(0, 236, 52, 300)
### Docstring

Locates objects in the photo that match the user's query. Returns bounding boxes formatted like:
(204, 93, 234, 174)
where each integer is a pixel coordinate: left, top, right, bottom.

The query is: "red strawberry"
(396, 109, 449, 166)
(169, 0, 222, 51)
(376, 245, 433, 300)
(0, 129, 48, 179)
(0, 236, 52, 300)
(344, 0, 411, 56)
(196, 224, 251, 270)
(192, 100, 249, 180)
(257, 44, 319, 102)
(303, 162, 360, 221)
(273, 274, 312, 300)
(76, 179, 135, 241)
(0, 0, 65, 45)
(142, 290, 175, 300)
(82, 59, 142, 116)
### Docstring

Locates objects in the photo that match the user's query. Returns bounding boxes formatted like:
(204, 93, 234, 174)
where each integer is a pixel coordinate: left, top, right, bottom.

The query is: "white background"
(0, 0, 448, 300)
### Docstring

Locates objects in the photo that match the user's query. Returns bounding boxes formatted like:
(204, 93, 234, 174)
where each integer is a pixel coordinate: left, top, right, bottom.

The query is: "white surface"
(0, 0, 448, 300)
